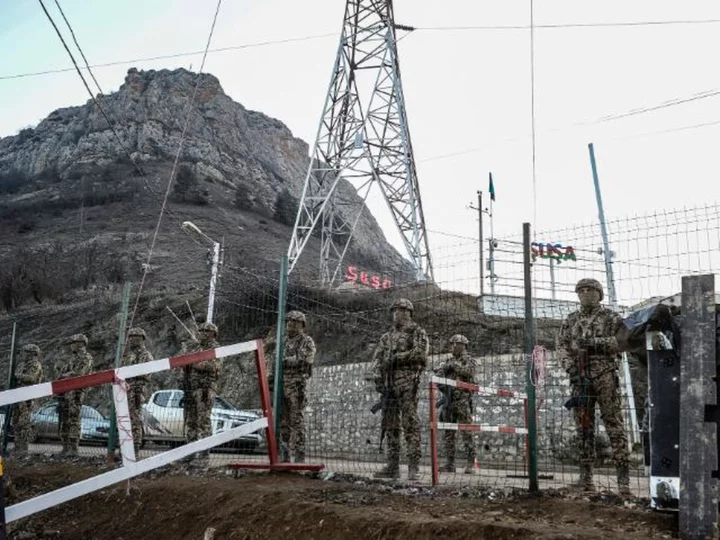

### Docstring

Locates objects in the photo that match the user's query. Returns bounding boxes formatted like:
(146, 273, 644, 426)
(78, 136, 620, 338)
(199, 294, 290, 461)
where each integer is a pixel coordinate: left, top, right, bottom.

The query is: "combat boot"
(463, 465, 478, 476)
(407, 464, 420, 482)
(571, 462, 595, 492)
(374, 464, 400, 479)
(616, 464, 631, 497)
(294, 450, 306, 464)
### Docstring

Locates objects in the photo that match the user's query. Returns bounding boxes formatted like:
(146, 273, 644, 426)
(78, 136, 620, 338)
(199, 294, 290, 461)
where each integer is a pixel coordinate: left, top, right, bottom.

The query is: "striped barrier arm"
(0, 341, 259, 408)
(436, 422, 529, 435)
(430, 375, 527, 400)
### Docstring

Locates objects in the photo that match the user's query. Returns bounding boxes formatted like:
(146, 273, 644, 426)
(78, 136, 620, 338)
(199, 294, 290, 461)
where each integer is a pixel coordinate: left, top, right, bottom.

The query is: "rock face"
(0, 67, 406, 273)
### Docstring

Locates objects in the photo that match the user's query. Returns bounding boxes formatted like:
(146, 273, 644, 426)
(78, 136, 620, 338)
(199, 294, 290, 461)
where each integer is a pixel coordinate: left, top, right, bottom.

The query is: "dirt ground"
(4, 459, 677, 540)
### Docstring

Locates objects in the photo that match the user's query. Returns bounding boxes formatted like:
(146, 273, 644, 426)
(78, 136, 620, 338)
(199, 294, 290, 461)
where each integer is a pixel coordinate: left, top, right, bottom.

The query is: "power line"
(36, 0, 203, 249)
(417, 19, 720, 31)
(417, 86, 720, 164)
(128, 0, 224, 330)
(0, 33, 338, 81)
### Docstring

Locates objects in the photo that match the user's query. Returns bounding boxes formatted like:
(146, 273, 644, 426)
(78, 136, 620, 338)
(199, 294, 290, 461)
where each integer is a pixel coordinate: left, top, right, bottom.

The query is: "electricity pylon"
(287, 0, 433, 286)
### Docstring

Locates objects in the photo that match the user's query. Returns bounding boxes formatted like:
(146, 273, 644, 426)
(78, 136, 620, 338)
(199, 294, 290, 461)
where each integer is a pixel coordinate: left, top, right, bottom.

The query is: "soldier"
(557, 278, 630, 496)
(435, 334, 477, 475)
(182, 322, 220, 454)
(56, 334, 93, 456)
(371, 298, 428, 481)
(12, 344, 44, 455)
(123, 327, 153, 457)
(269, 311, 316, 463)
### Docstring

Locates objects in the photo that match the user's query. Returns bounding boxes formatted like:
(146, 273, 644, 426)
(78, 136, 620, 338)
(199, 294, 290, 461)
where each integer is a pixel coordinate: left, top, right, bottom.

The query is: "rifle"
(563, 350, 592, 443)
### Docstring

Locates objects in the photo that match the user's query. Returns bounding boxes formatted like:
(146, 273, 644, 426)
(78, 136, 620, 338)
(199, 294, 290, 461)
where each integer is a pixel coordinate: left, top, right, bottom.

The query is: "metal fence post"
(108, 283, 131, 463)
(273, 257, 288, 443)
(0, 321, 17, 540)
(522, 222, 539, 492)
(1, 323, 17, 455)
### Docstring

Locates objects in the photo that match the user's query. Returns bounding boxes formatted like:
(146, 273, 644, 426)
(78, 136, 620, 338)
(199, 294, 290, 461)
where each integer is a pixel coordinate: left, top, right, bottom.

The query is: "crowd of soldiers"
(366, 278, 633, 496)
(9, 322, 224, 461)
(8, 276, 634, 495)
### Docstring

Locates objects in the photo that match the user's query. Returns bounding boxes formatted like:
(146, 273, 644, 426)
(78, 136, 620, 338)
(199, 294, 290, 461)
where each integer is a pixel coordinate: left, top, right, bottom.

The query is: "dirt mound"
(7, 463, 676, 540)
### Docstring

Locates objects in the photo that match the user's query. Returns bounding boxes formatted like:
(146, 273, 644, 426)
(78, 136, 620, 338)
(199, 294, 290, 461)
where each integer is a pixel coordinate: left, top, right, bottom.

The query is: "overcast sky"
(2, 1, 720, 303)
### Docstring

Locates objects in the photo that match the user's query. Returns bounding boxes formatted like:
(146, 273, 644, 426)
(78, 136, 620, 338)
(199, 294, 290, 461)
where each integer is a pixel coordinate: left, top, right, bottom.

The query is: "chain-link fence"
(1, 201, 718, 513)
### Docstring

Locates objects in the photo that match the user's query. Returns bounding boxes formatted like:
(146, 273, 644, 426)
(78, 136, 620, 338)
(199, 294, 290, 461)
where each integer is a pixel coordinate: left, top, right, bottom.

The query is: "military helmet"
(69, 334, 88, 345)
(449, 334, 469, 345)
(198, 322, 218, 335)
(286, 311, 306, 325)
(127, 327, 147, 340)
(575, 278, 604, 301)
(392, 298, 414, 312)
(22, 344, 40, 354)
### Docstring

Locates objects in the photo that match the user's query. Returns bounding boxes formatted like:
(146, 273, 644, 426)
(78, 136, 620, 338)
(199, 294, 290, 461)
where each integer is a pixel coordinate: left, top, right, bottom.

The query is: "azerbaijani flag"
(489, 172, 496, 202)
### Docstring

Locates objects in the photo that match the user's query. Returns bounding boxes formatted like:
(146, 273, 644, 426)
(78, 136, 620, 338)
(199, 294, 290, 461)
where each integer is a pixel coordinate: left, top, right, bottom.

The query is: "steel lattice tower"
(287, 0, 433, 285)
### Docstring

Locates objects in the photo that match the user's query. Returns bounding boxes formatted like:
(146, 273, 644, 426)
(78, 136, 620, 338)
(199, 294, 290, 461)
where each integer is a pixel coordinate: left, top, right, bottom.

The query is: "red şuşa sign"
(345, 266, 392, 289)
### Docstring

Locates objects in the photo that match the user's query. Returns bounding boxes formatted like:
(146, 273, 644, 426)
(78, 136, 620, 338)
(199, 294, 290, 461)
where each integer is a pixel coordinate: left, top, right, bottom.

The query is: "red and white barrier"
(0, 339, 324, 524)
(430, 375, 527, 400)
(429, 375, 531, 486)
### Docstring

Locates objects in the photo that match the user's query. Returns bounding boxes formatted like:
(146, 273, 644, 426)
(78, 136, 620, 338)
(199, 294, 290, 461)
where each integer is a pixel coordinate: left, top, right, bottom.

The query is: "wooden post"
(679, 274, 718, 539)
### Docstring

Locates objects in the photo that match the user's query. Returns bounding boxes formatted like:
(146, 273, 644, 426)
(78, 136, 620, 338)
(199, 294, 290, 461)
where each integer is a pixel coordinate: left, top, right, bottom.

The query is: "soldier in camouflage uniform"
(268, 311, 316, 463)
(123, 327, 153, 456)
(371, 298, 428, 481)
(12, 344, 44, 454)
(435, 334, 478, 475)
(182, 322, 220, 453)
(557, 278, 630, 496)
(56, 334, 93, 456)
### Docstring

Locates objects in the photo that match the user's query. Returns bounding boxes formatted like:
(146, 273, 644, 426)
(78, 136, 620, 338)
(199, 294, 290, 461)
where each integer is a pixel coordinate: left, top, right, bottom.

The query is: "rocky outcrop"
(0, 67, 405, 272)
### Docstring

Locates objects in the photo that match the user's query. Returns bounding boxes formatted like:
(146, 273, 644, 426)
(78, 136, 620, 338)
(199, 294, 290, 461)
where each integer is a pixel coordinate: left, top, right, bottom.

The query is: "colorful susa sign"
(531, 242, 576, 263)
(345, 266, 392, 289)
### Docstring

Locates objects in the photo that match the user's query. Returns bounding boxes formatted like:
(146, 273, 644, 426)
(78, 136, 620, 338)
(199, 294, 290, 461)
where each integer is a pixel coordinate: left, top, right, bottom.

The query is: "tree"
(234, 183, 254, 210)
(172, 165, 194, 202)
(273, 188, 299, 226)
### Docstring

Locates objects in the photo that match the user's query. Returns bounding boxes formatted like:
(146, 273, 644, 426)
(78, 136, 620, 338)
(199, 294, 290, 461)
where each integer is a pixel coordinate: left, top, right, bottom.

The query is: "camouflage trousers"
(185, 383, 216, 442)
(385, 384, 421, 469)
(127, 381, 147, 455)
(280, 378, 307, 459)
(572, 370, 629, 467)
(443, 400, 476, 466)
(59, 391, 83, 449)
(12, 401, 34, 452)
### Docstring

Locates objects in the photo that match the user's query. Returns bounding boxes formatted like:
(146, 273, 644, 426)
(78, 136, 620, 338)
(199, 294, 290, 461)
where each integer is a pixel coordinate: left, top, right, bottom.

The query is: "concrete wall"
(304, 352, 613, 467)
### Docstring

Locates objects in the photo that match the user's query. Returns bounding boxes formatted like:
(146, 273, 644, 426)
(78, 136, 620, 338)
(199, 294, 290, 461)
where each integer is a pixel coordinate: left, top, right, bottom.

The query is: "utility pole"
(588, 142, 639, 448)
(468, 190, 485, 298)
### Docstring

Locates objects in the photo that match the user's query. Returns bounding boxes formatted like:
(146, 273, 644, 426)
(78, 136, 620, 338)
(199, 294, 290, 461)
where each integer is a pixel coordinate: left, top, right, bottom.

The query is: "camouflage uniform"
(56, 334, 93, 455)
(182, 322, 220, 443)
(12, 344, 44, 453)
(558, 278, 630, 494)
(269, 311, 316, 463)
(371, 299, 428, 480)
(123, 327, 153, 455)
(436, 335, 477, 473)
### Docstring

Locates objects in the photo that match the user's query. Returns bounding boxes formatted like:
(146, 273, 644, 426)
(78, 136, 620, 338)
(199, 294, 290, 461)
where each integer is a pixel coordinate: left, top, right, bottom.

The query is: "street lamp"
(181, 221, 221, 324)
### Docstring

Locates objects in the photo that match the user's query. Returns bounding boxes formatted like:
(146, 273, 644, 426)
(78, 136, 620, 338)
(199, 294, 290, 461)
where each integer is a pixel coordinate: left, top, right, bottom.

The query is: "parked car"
(0, 399, 110, 445)
(142, 389, 263, 452)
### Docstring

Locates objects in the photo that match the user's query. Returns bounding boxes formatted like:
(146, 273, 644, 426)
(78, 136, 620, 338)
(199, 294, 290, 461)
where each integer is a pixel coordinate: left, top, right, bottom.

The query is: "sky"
(2, 0, 720, 304)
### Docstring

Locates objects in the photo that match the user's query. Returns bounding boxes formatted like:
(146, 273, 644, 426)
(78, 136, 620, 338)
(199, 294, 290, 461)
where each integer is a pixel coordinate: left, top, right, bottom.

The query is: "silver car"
(0, 400, 110, 445)
(142, 389, 263, 452)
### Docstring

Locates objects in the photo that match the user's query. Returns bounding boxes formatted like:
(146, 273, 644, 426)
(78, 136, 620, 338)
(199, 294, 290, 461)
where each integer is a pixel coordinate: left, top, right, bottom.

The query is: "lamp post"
(181, 221, 221, 324)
